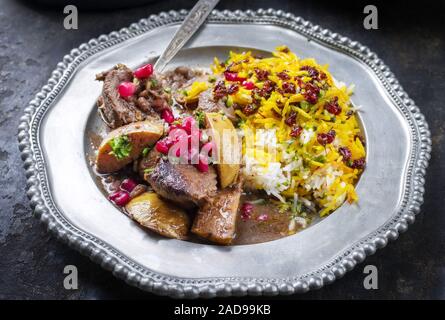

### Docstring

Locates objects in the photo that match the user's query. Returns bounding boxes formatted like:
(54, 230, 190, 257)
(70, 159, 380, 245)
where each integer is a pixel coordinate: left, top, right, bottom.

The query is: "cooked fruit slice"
(125, 192, 190, 240)
(191, 180, 242, 245)
(96, 120, 164, 173)
(204, 113, 240, 188)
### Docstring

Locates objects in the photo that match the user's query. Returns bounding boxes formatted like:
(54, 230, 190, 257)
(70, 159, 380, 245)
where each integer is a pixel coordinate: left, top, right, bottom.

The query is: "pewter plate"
(18, 9, 431, 298)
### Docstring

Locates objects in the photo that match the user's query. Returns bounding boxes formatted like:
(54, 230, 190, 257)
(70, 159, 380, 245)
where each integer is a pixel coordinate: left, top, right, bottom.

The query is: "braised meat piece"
(138, 148, 162, 178)
(196, 88, 225, 113)
(140, 150, 218, 209)
(195, 88, 237, 121)
(191, 179, 242, 245)
(96, 64, 159, 129)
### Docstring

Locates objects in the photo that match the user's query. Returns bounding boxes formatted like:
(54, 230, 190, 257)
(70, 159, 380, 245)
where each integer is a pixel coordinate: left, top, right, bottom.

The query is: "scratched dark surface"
(0, 0, 444, 299)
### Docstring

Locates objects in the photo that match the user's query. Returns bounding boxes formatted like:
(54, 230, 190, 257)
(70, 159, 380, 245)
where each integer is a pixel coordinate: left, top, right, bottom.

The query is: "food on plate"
(93, 46, 366, 245)
(125, 192, 190, 240)
(204, 112, 240, 188)
(142, 148, 218, 209)
(96, 120, 164, 173)
(192, 179, 242, 244)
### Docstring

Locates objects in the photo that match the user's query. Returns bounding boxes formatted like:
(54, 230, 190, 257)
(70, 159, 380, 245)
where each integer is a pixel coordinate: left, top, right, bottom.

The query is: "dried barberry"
(338, 147, 352, 161)
(213, 80, 227, 100)
(277, 71, 291, 80)
(349, 157, 366, 169)
(324, 97, 342, 115)
(317, 130, 336, 145)
(255, 68, 269, 81)
(242, 104, 257, 115)
(300, 65, 319, 78)
(227, 84, 239, 94)
(290, 125, 303, 137)
(282, 82, 296, 94)
(285, 111, 297, 126)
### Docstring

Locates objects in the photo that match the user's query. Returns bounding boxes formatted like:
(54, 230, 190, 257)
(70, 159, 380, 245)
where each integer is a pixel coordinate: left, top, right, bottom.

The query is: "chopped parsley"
(143, 167, 155, 174)
(194, 110, 206, 128)
(142, 146, 152, 157)
(300, 101, 311, 111)
(149, 78, 158, 88)
(108, 135, 132, 160)
(313, 155, 326, 163)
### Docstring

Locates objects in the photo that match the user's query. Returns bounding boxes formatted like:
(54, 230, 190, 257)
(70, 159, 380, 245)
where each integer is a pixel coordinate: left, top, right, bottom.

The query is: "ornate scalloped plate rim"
(17, 9, 431, 298)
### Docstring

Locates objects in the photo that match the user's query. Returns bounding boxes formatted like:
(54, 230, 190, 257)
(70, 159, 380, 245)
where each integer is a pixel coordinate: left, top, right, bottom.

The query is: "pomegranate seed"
(161, 109, 175, 124)
(196, 155, 209, 172)
(201, 141, 215, 157)
(324, 97, 341, 115)
(349, 157, 366, 169)
(155, 140, 170, 154)
(118, 82, 136, 98)
(338, 147, 352, 161)
(168, 127, 188, 142)
(134, 64, 153, 79)
(109, 190, 130, 207)
(290, 125, 303, 138)
(257, 213, 269, 222)
(182, 116, 197, 134)
(224, 71, 246, 82)
(120, 178, 137, 193)
(227, 84, 239, 94)
(241, 203, 254, 221)
(188, 146, 200, 164)
(242, 81, 255, 90)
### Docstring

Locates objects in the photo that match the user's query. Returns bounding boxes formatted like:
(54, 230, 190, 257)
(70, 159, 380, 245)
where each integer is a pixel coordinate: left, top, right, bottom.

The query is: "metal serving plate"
(18, 9, 431, 298)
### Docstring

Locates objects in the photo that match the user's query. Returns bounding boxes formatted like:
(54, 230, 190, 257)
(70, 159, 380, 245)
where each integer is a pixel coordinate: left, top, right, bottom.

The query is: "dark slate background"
(0, 0, 444, 299)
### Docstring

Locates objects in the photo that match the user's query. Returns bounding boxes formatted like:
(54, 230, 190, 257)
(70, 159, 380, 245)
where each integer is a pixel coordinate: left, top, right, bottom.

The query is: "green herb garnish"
(194, 110, 206, 128)
(143, 167, 155, 174)
(208, 75, 217, 83)
(300, 101, 310, 111)
(142, 146, 152, 157)
(150, 78, 158, 87)
(313, 155, 326, 163)
(108, 135, 132, 160)
(226, 95, 234, 108)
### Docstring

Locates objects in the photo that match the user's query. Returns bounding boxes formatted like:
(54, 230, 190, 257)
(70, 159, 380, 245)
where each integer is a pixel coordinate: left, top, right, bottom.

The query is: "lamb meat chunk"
(196, 88, 224, 113)
(195, 88, 237, 121)
(191, 179, 242, 245)
(138, 148, 162, 178)
(96, 64, 159, 129)
(141, 151, 217, 208)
